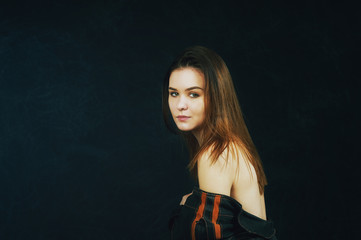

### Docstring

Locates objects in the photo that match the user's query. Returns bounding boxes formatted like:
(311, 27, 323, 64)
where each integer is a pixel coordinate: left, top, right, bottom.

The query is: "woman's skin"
(168, 67, 206, 143)
(168, 67, 267, 220)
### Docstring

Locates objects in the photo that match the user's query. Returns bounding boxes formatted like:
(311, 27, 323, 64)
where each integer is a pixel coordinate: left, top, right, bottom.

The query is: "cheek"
(196, 100, 205, 116)
(168, 98, 175, 113)
(201, 106, 206, 119)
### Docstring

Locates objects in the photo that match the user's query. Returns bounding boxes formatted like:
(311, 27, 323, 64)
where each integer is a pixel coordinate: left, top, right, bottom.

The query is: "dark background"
(0, 0, 359, 239)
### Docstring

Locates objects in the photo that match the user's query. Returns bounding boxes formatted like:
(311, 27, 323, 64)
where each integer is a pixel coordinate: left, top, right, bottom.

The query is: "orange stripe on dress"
(191, 192, 207, 240)
(212, 195, 221, 239)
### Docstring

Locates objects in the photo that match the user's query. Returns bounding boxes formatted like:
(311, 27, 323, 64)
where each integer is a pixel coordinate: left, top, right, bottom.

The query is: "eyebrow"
(168, 86, 204, 91)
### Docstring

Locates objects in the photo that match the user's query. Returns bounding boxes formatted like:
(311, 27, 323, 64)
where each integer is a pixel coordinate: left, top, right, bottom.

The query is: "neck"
(192, 129, 203, 146)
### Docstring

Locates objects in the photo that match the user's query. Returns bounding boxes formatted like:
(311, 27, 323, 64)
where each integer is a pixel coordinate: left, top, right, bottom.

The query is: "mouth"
(177, 116, 190, 121)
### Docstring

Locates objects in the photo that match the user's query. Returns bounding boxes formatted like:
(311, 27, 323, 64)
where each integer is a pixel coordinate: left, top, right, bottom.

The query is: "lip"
(177, 115, 190, 121)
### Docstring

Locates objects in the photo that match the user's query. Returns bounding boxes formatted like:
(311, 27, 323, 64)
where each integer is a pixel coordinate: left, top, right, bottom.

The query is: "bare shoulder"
(197, 143, 238, 196)
(228, 144, 267, 220)
(229, 142, 258, 184)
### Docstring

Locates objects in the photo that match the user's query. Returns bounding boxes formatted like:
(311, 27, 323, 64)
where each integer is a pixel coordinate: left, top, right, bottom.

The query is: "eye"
(169, 92, 178, 97)
(189, 92, 199, 98)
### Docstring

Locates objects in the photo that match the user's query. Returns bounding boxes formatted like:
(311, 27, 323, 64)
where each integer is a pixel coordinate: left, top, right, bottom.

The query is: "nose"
(177, 95, 188, 111)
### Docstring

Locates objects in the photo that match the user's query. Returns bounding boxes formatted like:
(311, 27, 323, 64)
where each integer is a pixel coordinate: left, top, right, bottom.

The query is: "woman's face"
(168, 67, 206, 133)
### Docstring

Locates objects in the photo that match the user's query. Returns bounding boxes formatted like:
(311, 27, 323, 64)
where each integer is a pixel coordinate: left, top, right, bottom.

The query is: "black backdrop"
(0, 0, 359, 239)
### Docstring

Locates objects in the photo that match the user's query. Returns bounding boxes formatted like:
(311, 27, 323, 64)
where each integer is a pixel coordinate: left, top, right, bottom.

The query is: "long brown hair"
(162, 46, 267, 194)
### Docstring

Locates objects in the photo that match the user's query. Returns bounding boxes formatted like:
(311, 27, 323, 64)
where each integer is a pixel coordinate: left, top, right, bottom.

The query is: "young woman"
(163, 46, 277, 240)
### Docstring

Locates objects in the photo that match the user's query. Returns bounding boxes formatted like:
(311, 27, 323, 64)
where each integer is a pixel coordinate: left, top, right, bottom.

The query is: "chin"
(175, 124, 195, 132)
(177, 126, 194, 132)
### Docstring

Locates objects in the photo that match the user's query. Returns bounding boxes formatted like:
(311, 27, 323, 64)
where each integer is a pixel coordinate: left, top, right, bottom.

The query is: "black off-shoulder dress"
(169, 186, 277, 240)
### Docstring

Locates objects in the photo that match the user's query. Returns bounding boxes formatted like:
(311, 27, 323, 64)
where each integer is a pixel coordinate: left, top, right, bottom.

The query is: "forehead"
(169, 68, 205, 89)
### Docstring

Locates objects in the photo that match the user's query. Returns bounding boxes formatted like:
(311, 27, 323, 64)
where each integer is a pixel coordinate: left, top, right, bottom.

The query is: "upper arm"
(197, 148, 236, 196)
